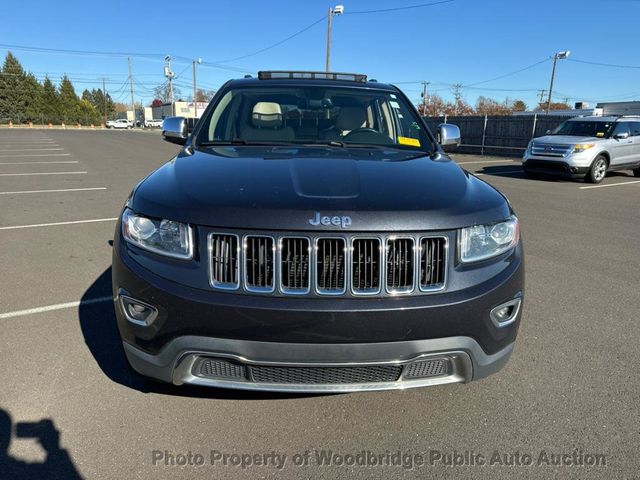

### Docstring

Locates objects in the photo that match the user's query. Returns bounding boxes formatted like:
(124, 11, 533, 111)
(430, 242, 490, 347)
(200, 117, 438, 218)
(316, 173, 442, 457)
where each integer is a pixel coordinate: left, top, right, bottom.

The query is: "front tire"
(587, 156, 608, 184)
(633, 166, 640, 177)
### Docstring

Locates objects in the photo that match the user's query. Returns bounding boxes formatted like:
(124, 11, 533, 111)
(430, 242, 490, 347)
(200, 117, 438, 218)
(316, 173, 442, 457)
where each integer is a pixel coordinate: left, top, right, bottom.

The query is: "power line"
(567, 58, 640, 69)
(213, 16, 327, 63)
(346, 0, 454, 15)
(0, 42, 252, 74)
(463, 58, 550, 87)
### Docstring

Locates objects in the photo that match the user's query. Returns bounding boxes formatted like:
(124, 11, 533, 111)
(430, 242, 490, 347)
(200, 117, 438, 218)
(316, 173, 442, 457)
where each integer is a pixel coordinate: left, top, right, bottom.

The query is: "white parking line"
(0, 161, 78, 165)
(0, 148, 64, 152)
(0, 296, 113, 320)
(0, 217, 117, 230)
(0, 187, 106, 195)
(0, 171, 87, 177)
(457, 160, 519, 165)
(0, 153, 71, 157)
(579, 180, 640, 190)
(0, 143, 60, 146)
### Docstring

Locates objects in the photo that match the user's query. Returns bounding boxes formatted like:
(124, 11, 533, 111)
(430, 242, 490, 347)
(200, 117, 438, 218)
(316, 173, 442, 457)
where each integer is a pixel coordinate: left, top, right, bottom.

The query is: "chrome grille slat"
(420, 237, 446, 291)
(281, 237, 310, 293)
(352, 238, 381, 294)
(531, 142, 572, 157)
(316, 238, 346, 294)
(244, 235, 274, 292)
(386, 238, 415, 293)
(209, 234, 239, 289)
(209, 232, 447, 296)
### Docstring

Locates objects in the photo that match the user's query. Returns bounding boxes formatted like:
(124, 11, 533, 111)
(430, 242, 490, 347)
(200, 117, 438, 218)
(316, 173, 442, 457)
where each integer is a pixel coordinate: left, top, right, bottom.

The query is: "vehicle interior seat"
(241, 102, 295, 142)
(320, 106, 367, 141)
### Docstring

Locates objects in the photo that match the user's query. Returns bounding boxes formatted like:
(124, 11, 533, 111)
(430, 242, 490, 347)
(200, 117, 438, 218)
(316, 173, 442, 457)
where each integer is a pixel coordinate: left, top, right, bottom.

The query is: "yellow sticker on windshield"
(596, 132, 605, 137)
(397, 136, 420, 147)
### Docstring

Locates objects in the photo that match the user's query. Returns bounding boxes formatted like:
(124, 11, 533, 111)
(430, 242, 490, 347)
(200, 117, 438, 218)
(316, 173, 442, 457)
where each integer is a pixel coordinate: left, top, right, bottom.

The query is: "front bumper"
(123, 335, 514, 392)
(522, 159, 589, 178)
(112, 228, 524, 392)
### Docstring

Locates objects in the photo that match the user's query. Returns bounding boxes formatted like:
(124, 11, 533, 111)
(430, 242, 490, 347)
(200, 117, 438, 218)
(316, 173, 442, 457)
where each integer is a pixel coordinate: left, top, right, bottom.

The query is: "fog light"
(490, 297, 522, 328)
(119, 295, 158, 326)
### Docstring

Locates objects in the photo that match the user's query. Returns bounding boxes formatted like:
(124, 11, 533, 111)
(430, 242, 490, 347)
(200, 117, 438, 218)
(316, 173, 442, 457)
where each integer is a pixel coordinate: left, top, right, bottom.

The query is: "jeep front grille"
(352, 238, 381, 294)
(280, 237, 310, 293)
(244, 236, 274, 292)
(420, 237, 446, 290)
(316, 238, 346, 294)
(386, 238, 415, 293)
(209, 234, 239, 289)
(208, 232, 447, 296)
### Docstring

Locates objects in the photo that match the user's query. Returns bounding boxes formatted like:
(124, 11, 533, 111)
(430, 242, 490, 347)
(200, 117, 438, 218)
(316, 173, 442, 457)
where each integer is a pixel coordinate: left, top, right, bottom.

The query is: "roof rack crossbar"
(257, 71, 367, 83)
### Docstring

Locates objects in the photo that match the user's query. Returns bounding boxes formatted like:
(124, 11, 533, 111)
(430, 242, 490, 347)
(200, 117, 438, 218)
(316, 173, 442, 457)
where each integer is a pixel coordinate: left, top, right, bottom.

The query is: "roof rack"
(257, 70, 367, 83)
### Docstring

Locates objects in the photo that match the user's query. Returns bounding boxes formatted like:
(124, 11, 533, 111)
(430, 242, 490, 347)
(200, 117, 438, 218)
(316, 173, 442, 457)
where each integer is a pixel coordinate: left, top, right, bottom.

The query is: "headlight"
(459, 216, 519, 263)
(122, 208, 193, 259)
(573, 143, 595, 153)
(525, 140, 533, 154)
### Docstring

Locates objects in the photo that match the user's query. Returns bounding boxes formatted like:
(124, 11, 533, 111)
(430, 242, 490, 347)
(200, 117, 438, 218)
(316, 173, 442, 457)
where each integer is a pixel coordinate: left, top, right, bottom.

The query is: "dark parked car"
(112, 71, 524, 392)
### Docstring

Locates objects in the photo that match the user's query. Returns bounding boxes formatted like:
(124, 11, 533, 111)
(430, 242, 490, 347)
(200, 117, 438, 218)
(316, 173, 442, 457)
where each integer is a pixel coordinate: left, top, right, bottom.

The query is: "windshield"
(551, 120, 614, 138)
(195, 85, 433, 152)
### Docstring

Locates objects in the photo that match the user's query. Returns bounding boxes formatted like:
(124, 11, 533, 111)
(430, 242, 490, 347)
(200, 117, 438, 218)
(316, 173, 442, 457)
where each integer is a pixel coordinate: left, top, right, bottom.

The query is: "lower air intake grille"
(194, 358, 247, 380)
(316, 238, 346, 293)
(209, 234, 239, 288)
(386, 238, 415, 292)
(403, 358, 450, 379)
(420, 237, 446, 290)
(281, 237, 310, 292)
(249, 365, 402, 384)
(245, 236, 274, 291)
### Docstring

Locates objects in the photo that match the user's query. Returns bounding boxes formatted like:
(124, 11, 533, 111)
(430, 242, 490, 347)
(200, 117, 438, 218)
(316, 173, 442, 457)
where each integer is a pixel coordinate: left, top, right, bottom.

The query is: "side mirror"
(162, 117, 188, 145)
(437, 123, 461, 152)
(614, 132, 630, 140)
(545, 129, 551, 135)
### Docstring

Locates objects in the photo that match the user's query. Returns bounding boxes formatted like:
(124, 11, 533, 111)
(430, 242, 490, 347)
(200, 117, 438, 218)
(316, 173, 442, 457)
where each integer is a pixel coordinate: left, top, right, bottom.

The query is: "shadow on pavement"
(0, 408, 83, 479)
(476, 165, 527, 179)
(78, 267, 332, 400)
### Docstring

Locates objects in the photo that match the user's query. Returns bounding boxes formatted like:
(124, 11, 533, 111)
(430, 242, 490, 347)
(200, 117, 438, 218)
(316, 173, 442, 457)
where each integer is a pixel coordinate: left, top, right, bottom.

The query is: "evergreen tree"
(0, 52, 42, 120)
(41, 76, 60, 122)
(58, 74, 80, 122)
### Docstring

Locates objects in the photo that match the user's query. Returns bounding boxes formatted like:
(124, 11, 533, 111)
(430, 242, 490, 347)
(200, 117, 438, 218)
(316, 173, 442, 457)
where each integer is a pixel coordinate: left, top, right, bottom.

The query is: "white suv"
(106, 119, 133, 129)
(523, 116, 640, 183)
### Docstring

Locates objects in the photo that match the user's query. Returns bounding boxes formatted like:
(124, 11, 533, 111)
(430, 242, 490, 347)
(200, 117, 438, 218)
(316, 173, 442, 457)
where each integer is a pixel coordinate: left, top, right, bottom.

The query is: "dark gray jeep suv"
(112, 71, 524, 392)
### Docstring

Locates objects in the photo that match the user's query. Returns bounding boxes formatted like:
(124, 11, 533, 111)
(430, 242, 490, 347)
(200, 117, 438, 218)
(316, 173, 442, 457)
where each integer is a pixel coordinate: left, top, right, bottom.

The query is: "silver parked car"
(523, 116, 640, 183)
(106, 118, 133, 129)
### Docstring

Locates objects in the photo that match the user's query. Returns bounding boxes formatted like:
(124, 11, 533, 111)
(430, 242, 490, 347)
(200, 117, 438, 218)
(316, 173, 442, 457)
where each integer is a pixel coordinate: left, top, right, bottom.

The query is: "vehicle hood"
(533, 135, 601, 145)
(131, 146, 511, 231)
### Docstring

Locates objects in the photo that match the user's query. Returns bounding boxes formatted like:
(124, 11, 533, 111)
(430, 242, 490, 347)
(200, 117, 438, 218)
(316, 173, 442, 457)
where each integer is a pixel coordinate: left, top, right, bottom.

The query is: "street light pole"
(546, 50, 570, 114)
(192, 58, 202, 118)
(325, 5, 344, 73)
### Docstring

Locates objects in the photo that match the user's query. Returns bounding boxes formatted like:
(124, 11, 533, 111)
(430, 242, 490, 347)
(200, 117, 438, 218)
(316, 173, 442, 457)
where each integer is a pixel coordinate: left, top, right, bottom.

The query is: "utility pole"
(325, 5, 344, 73)
(451, 83, 463, 115)
(128, 57, 135, 128)
(421, 81, 431, 115)
(538, 89, 547, 104)
(102, 77, 107, 125)
(546, 50, 570, 114)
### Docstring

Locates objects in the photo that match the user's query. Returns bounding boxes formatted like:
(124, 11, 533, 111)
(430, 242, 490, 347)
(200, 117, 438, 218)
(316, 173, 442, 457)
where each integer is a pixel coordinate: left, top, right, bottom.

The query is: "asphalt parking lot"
(1, 129, 639, 479)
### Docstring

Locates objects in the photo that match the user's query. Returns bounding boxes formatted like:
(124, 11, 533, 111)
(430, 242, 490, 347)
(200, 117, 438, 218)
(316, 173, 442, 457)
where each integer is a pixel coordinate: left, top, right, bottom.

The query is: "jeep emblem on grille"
(308, 212, 352, 228)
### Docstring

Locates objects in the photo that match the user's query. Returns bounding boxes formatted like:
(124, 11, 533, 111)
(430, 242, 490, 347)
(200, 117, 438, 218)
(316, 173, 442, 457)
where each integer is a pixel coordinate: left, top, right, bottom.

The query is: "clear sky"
(1, 0, 639, 109)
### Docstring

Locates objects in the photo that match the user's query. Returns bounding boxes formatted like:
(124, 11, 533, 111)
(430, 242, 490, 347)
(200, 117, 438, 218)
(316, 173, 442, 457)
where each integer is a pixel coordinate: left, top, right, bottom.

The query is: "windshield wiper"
(198, 140, 299, 146)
